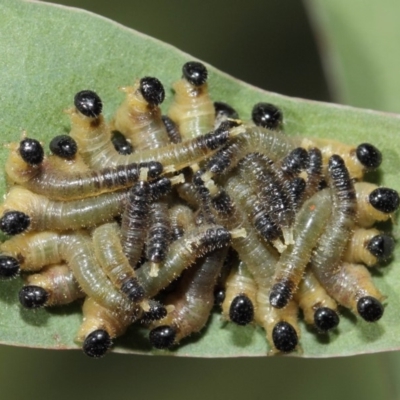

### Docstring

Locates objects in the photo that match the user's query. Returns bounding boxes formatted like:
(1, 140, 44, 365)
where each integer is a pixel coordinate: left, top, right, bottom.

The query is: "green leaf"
(0, 0, 400, 358)
(305, 0, 400, 113)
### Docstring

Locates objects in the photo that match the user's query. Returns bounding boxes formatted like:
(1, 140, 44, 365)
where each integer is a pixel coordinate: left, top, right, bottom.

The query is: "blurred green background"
(0, 1, 398, 399)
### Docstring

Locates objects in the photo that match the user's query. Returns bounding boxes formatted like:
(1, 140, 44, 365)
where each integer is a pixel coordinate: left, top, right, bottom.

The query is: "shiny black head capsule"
(19, 286, 49, 309)
(356, 143, 382, 170)
(149, 325, 176, 349)
(229, 294, 254, 325)
(0, 211, 30, 235)
(182, 61, 208, 86)
(357, 296, 384, 322)
(19, 138, 44, 165)
(369, 188, 400, 214)
(272, 321, 298, 352)
(214, 101, 239, 120)
(49, 135, 78, 159)
(367, 234, 395, 261)
(314, 307, 340, 332)
(0, 255, 20, 278)
(74, 90, 103, 118)
(83, 329, 112, 358)
(251, 102, 283, 130)
(139, 77, 165, 106)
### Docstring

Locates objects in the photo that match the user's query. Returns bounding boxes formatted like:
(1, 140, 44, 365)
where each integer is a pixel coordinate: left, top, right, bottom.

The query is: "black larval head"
(369, 188, 400, 214)
(251, 102, 283, 130)
(182, 61, 208, 86)
(49, 135, 78, 159)
(19, 138, 44, 165)
(314, 307, 340, 332)
(366, 234, 395, 261)
(19, 285, 49, 308)
(82, 329, 112, 358)
(357, 296, 384, 322)
(356, 143, 382, 170)
(74, 90, 103, 117)
(0, 255, 20, 278)
(0, 211, 30, 235)
(272, 321, 298, 352)
(139, 77, 165, 106)
(229, 294, 254, 325)
(149, 325, 176, 349)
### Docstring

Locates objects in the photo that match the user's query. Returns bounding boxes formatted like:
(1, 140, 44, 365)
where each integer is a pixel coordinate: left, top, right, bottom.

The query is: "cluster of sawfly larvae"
(0, 61, 398, 358)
